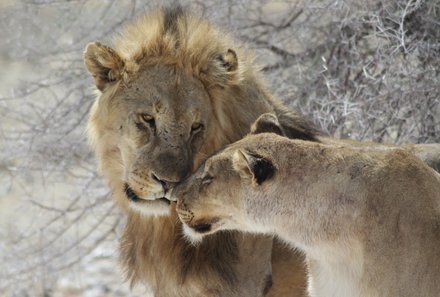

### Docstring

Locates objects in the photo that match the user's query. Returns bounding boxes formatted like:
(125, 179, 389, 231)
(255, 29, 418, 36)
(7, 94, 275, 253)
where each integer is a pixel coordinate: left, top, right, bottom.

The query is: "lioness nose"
(152, 174, 177, 193)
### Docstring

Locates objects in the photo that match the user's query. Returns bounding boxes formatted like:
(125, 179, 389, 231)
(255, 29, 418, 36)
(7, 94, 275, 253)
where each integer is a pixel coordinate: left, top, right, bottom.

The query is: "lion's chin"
(129, 198, 172, 217)
(124, 183, 173, 216)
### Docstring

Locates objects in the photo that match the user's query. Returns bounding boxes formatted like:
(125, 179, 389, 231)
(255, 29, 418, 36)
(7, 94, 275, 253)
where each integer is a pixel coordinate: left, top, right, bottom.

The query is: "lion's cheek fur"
(87, 100, 129, 209)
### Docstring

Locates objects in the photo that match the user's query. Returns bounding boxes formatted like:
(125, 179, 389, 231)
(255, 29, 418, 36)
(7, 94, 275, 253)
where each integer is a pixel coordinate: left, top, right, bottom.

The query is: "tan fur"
(84, 7, 440, 297)
(175, 115, 440, 297)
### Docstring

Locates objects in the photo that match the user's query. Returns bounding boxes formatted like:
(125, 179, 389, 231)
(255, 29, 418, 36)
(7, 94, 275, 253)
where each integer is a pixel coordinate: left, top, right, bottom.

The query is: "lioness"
(175, 114, 440, 297)
(83, 6, 440, 297)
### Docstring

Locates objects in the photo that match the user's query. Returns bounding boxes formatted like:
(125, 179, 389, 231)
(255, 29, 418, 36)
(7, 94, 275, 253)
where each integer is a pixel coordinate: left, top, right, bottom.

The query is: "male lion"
(84, 7, 312, 297)
(83, 6, 440, 297)
(175, 113, 440, 297)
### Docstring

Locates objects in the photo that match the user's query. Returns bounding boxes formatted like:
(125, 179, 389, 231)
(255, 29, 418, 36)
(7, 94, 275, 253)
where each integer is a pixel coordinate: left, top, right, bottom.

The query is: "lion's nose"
(152, 174, 177, 193)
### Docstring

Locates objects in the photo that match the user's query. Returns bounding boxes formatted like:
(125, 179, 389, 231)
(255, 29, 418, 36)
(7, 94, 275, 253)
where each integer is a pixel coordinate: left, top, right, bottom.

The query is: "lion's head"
(83, 7, 290, 216)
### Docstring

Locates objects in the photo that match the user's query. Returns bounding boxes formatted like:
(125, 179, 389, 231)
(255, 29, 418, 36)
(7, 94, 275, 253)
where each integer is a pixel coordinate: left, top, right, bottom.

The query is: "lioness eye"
(191, 122, 203, 133)
(201, 174, 213, 185)
(140, 113, 155, 129)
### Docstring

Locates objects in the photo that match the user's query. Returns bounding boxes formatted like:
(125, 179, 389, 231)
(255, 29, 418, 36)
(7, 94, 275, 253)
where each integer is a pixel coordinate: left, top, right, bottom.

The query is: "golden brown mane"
(114, 7, 254, 87)
(109, 7, 318, 145)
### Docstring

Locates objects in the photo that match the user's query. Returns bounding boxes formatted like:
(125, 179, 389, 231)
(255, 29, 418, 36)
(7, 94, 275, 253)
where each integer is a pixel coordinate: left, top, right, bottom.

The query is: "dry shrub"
(0, 0, 438, 295)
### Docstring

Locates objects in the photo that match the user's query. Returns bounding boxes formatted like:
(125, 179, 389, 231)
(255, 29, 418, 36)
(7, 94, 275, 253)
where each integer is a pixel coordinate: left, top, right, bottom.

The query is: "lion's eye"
(201, 174, 213, 185)
(191, 122, 203, 134)
(140, 113, 155, 129)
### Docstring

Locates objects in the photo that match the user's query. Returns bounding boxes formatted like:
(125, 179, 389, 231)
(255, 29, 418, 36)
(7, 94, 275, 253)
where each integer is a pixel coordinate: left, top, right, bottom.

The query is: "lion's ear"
(204, 49, 239, 86)
(218, 49, 238, 72)
(232, 150, 275, 185)
(250, 113, 285, 136)
(84, 42, 125, 91)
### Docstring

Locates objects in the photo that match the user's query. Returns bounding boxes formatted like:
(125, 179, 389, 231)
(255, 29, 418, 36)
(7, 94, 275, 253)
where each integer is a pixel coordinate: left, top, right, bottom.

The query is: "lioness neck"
(305, 241, 364, 297)
(263, 141, 365, 245)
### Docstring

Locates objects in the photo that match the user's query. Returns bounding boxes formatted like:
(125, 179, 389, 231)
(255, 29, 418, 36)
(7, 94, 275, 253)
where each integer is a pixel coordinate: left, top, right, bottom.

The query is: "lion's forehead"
(114, 66, 209, 117)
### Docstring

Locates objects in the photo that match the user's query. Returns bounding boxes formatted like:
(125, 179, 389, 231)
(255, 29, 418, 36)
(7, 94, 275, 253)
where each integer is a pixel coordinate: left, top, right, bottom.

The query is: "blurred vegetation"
(0, 0, 438, 296)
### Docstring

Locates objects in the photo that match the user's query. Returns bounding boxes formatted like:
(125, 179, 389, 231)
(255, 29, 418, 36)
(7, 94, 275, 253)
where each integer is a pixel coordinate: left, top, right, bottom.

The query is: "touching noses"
(151, 173, 177, 194)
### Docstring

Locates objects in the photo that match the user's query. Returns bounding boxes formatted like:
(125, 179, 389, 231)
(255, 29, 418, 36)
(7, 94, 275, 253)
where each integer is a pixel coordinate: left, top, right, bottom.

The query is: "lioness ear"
(84, 42, 125, 91)
(250, 113, 285, 136)
(232, 150, 275, 185)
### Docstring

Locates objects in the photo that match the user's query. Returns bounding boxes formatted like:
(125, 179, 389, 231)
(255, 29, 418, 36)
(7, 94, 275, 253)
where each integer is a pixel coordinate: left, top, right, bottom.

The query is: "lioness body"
(176, 116, 440, 297)
(84, 6, 440, 297)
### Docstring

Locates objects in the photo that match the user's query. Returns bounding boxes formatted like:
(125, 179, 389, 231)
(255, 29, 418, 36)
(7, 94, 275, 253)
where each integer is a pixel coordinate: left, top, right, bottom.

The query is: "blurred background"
(0, 0, 439, 296)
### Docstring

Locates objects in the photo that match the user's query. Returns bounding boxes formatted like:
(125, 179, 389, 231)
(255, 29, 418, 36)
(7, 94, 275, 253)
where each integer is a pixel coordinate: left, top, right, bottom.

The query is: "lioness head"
(83, 8, 257, 216)
(174, 113, 286, 241)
